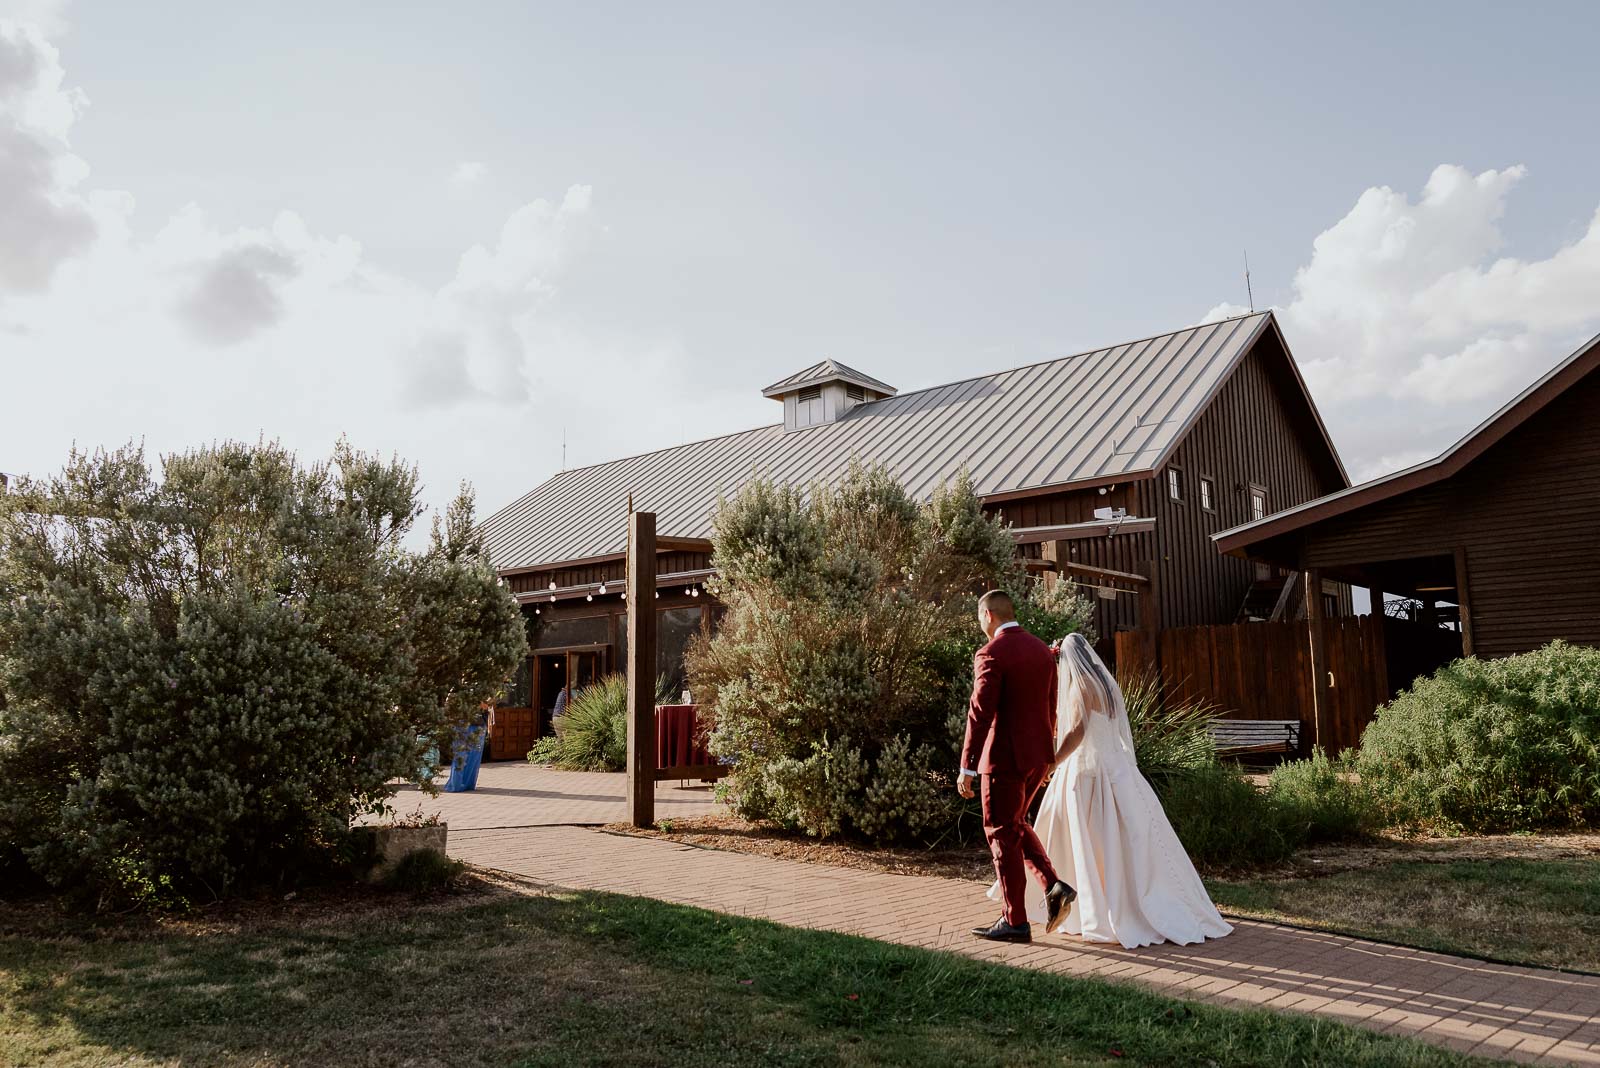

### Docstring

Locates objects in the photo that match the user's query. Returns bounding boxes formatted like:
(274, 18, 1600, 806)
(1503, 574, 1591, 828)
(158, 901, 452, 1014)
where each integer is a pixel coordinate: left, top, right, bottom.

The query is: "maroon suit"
(961, 623, 1061, 926)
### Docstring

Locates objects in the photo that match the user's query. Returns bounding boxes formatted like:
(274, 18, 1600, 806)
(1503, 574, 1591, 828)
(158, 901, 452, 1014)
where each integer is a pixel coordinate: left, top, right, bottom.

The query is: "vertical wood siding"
(1291, 368, 1600, 658)
(1154, 333, 1345, 628)
(991, 481, 1154, 637)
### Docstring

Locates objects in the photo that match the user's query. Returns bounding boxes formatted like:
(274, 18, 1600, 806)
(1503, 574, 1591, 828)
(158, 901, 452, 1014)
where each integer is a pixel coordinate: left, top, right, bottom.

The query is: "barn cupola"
(762, 359, 897, 432)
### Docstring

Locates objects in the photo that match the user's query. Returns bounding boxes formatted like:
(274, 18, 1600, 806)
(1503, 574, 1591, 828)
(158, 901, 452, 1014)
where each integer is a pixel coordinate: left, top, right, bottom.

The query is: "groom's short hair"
(979, 589, 1015, 620)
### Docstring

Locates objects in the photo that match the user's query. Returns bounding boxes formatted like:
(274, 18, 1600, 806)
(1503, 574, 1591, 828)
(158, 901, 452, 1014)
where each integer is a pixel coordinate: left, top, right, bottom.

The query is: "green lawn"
(0, 882, 1490, 1068)
(1208, 856, 1600, 973)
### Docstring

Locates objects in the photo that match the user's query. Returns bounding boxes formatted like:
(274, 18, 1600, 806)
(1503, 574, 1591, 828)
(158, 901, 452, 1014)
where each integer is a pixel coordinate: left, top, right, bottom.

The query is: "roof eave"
(1213, 327, 1600, 557)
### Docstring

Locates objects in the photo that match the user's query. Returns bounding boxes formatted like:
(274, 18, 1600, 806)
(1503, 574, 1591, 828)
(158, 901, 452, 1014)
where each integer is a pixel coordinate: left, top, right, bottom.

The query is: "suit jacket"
(960, 624, 1058, 775)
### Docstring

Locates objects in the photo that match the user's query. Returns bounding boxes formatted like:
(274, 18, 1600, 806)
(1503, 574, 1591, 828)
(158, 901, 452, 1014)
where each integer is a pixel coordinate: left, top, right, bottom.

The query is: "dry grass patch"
(1206, 835, 1600, 972)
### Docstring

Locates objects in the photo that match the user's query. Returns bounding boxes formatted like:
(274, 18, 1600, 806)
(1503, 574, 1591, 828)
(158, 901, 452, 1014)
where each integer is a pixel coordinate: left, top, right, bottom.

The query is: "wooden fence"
(1114, 615, 1391, 754)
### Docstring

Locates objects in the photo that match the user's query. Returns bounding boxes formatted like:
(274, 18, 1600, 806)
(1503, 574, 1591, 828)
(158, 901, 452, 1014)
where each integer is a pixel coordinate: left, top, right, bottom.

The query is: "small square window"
(1250, 486, 1268, 522)
(1167, 467, 1184, 502)
(1199, 477, 1215, 511)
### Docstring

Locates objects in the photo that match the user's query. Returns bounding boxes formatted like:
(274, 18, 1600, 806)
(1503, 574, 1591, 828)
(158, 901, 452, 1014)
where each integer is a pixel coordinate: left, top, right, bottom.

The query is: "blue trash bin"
(443, 724, 486, 792)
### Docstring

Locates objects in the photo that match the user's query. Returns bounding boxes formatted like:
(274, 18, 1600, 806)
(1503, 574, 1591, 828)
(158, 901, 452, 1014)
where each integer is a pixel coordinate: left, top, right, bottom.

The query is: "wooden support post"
(1039, 539, 1063, 594)
(626, 510, 657, 828)
(1304, 567, 1328, 754)
(1453, 547, 1475, 657)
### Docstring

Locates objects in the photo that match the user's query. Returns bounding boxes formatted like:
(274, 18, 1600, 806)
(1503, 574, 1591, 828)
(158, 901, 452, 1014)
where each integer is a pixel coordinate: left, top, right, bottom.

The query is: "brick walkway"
(386, 762, 722, 829)
(448, 820, 1600, 1066)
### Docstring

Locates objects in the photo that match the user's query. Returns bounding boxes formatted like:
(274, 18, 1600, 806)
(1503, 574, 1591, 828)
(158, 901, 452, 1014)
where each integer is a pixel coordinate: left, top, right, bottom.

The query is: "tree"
(0, 440, 525, 905)
(687, 464, 1093, 843)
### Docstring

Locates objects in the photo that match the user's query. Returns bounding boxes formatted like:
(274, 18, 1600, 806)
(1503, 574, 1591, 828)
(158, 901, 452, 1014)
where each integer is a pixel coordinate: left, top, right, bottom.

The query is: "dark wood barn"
(477, 311, 1348, 756)
(1213, 328, 1600, 748)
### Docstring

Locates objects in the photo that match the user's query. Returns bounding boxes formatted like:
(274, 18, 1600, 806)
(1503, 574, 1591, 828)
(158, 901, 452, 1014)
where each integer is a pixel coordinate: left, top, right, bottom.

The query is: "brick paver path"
(386, 762, 722, 829)
(447, 816, 1600, 1066)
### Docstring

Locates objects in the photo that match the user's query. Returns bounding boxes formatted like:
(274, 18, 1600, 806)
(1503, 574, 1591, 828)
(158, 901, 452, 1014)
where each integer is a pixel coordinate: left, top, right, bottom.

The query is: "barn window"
(1199, 477, 1215, 511)
(1250, 485, 1268, 522)
(845, 384, 865, 402)
(1167, 467, 1185, 502)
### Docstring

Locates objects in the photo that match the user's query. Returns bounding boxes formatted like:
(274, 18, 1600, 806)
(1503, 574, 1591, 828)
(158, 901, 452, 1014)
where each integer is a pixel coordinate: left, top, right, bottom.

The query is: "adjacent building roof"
(761, 359, 899, 399)
(1214, 327, 1600, 556)
(483, 311, 1322, 573)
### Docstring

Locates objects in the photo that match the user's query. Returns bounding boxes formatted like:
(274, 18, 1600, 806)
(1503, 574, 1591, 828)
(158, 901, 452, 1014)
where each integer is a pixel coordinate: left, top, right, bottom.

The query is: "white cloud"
(0, 19, 94, 292)
(0, 16, 732, 532)
(1203, 164, 1600, 481)
(450, 160, 486, 185)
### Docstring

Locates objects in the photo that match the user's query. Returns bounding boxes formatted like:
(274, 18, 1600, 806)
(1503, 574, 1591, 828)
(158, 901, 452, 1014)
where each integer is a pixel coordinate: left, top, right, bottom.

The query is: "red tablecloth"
(656, 704, 712, 769)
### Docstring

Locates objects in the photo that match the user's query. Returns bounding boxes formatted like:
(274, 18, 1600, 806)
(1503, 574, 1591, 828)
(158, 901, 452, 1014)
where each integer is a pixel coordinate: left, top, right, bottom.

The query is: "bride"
(990, 633, 1232, 948)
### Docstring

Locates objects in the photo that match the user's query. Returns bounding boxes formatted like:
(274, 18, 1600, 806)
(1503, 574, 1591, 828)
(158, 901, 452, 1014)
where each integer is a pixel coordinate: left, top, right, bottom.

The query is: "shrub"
(1354, 641, 1600, 833)
(1121, 676, 1218, 791)
(1158, 761, 1295, 869)
(385, 848, 466, 894)
(691, 466, 1082, 843)
(530, 674, 676, 772)
(0, 441, 526, 906)
(1267, 748, 1379, 845)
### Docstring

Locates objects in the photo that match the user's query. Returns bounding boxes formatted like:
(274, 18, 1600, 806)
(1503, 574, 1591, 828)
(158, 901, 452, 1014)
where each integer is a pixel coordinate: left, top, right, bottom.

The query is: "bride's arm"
(1050, 688, 1087, 767)
(1052, 717, 1085, 766)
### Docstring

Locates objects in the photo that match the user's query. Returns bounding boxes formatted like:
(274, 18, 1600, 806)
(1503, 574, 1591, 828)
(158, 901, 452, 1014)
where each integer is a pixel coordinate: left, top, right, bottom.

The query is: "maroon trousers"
(982, 765, 1059, 926)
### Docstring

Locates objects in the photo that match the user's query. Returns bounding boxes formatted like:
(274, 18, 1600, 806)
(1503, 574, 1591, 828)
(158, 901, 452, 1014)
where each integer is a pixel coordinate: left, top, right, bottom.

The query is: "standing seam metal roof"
(481, 313, 1275, 571)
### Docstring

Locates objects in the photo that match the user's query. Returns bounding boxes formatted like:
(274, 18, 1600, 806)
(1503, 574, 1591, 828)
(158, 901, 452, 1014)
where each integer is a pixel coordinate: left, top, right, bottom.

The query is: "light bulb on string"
(586, 593, 593, 602)
(548, 580, 557, 590)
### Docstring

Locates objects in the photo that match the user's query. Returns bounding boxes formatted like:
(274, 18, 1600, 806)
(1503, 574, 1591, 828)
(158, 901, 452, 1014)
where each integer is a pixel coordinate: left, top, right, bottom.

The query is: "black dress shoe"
(971, 917, 1032, 943)
(1045, 880, 1078, 934)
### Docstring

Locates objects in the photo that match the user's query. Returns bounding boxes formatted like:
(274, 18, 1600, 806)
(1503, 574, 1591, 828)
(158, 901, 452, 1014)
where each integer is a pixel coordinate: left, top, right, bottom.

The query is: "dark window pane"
(657, 607, 703, 699)
(497, 657, 532, 707)
(532, 614, 610, 649)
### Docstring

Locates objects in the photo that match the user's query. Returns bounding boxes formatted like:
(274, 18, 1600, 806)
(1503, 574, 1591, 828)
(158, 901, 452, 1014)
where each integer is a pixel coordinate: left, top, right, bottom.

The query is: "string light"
(548, 580, 557, 590)
(586, 593, 593, 602)
(598, 583, 607, 595)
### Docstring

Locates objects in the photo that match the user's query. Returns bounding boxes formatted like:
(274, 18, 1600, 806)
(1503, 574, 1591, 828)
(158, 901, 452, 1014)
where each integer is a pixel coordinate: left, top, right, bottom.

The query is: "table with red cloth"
(655, 703, 718, 776)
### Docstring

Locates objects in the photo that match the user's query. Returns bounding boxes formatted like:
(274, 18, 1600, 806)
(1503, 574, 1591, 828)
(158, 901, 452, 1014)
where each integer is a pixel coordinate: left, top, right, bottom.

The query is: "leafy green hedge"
(1355, 641, 1600, 832)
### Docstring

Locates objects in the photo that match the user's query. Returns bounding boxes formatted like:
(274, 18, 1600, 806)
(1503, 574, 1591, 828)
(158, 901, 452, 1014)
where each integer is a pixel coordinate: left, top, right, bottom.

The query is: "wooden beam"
(1453, 547, 1475, 657)
(626, 511, 658, 828)
(1304, 567, 1328, 755)
(1044, 553, 1151, 587)
(1268, 572, 1299, 622)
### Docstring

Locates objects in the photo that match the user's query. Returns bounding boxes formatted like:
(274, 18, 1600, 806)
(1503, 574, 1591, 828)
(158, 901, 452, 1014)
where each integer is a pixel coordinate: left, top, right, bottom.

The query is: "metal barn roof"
(482, 312, 1279, 572)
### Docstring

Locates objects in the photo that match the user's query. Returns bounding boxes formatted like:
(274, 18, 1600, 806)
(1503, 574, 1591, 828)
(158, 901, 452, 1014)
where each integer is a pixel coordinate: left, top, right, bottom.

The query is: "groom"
(958, 590, 1075, 943)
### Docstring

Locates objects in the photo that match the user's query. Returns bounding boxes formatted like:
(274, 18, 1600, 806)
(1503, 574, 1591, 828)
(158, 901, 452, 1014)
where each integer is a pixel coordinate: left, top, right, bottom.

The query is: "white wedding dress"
(989, 636, 1232, 948)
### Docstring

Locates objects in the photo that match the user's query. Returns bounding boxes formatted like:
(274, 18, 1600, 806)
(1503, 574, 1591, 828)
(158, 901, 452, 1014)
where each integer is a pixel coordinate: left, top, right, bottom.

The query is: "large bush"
(1354, 641, 1600, 833)
(0, 441, 526, 906)
(688, 465, 1094, 843)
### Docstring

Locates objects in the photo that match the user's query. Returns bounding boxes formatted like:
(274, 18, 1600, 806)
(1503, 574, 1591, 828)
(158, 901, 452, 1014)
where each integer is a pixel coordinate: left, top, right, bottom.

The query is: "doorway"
(534, 647, 607, 735)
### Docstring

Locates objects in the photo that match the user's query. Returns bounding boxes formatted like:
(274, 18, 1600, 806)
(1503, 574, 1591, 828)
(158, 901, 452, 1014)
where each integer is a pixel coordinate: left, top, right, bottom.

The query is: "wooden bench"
(1208, 718, 1301, 758)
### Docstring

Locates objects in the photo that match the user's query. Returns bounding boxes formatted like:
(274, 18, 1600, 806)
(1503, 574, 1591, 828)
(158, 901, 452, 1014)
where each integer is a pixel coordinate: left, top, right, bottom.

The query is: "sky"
(3, 0, 1599, 531)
